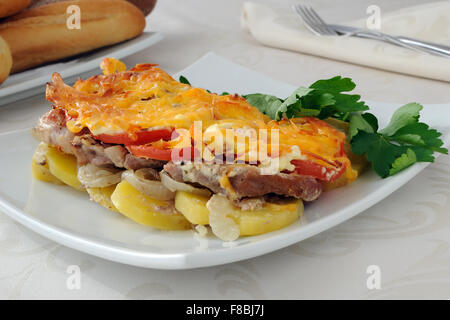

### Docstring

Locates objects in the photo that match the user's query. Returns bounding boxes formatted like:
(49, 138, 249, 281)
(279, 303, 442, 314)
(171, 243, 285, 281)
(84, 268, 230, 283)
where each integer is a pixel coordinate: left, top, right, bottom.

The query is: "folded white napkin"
(241, 1, 450, 82)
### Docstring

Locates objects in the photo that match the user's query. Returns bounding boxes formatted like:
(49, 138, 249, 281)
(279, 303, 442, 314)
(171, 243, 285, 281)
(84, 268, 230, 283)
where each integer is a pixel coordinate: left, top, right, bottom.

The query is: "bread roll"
(126, 0, 156, 16)
(29, 0, 157, 16)
(0, 0, 31, 18)
(0, 35, 12, 84)
(0, 0, 145, 73)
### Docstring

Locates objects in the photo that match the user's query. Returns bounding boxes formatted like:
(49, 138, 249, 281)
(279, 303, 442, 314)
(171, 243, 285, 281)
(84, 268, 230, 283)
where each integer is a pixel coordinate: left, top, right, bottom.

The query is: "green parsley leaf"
(351, 131, 398, 178)
(178, 76, 229, 95)
(243, 94, 283, 120)
(390, 122, 447, 153)
(244, 76, 368, 121)
(349, 113, 376, 139)
(309, 76, 369, 113)
(389, 148, 417, 176)
(379, 102, 422, 136)
(349, 102, 448, 178)
(179, 75, 191, 85)
(361, 113, 379, 132)
(275, 87, 316, 120)
(309, 76, 356, 92)
(407, 146, 435, 162)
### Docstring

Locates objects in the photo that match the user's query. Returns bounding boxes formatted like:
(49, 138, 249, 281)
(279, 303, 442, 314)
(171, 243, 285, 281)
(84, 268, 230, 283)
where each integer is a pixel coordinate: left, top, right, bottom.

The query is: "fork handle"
(346, 30, 450, 58)
(397, 36, 450, 56)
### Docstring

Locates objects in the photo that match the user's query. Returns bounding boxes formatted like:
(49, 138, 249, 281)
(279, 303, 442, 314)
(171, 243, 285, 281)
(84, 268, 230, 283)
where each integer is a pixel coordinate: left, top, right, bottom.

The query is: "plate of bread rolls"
(0, 0, 160, 105)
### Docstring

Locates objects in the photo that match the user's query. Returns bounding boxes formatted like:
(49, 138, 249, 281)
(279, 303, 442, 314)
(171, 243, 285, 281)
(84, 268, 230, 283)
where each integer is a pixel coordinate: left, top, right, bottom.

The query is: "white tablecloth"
(0, 0, 449, 299)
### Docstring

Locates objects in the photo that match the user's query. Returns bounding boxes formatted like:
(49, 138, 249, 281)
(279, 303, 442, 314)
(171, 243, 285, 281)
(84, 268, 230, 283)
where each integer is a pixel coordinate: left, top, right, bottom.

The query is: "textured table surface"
(0, 0, 449, 299)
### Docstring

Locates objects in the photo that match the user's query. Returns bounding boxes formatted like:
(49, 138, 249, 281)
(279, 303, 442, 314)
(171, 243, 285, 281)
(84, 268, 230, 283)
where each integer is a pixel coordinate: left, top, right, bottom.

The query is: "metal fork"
(292, 4, 450, 58)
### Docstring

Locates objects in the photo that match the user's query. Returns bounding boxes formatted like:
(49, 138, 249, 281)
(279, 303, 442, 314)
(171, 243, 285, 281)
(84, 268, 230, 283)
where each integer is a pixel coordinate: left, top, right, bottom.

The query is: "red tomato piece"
(291, 159, 346, 182)
(94, 128, 174, 145)
(127, 145, 199, 162)
(127, 145, 173, 161)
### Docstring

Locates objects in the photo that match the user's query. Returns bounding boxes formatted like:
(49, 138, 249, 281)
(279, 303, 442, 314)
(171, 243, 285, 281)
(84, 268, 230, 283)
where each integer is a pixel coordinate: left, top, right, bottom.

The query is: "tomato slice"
(291, 159, 346, 182)
(94, 128, 174, 145)
(127, 145, 199, 161)
(127, 145, 172, 161)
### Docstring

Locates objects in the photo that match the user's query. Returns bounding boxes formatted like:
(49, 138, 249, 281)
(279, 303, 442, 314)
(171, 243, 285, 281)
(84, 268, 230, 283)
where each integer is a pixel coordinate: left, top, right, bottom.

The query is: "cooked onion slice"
(122, 169, 175, 201)
(206, 194, 240, 241)
(160, 172, 211, 197)
(32, 142, 48, 164)
(77, 164, 122, 188)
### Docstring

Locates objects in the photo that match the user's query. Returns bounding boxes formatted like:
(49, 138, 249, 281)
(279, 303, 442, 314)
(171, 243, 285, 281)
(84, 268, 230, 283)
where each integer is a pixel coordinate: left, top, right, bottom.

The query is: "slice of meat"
(72, 135, 166, 169)
(164, 162, 225, 194)
(34, 108, 166, 170)
(228, 166, 322, 201)
(123, 154, 165, 170)
(72, 135, 119, 167)
(163, 162, 323, 201)
(32, 108, 75, 155)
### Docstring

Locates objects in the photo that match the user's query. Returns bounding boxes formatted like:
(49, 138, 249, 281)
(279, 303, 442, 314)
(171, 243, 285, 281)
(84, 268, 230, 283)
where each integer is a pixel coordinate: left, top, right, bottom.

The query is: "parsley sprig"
(243, 76, 369, 121)
(349, 103, 447, 177)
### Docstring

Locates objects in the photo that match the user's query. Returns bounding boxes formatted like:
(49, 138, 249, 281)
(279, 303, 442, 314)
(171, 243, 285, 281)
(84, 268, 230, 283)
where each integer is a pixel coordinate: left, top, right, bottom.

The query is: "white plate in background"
(0, 32, 163, 106)
(0, 52, 448, 269)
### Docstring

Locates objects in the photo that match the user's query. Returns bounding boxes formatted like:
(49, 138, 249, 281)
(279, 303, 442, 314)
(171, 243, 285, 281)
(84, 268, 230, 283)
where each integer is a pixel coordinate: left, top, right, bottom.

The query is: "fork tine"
(292, 4, 323, 36)
(292, 5, 320, 35)
(305, 5, 339, 36)
(299, 5, 331, 35)
(292, 4, 338, 36)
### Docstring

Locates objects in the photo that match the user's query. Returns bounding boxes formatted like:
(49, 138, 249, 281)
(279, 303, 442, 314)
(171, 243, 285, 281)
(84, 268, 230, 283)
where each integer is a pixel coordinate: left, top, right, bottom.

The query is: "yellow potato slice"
(31, 157, 64, 185)
(45, 145, 84, 190)
(87, 185, 118, 212)
(175, 191, 303, 236)
(111, 180, 191, 230)
(32, 143, 62, 184)
(175, 191, 210, 225)
(233, 200, 303, 236)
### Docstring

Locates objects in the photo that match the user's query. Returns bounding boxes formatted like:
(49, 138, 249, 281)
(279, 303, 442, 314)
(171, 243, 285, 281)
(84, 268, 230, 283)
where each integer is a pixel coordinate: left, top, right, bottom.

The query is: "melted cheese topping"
(46, 58, 356, 180)
(268, 118, 357, 181)
(47, 62, 268, 135)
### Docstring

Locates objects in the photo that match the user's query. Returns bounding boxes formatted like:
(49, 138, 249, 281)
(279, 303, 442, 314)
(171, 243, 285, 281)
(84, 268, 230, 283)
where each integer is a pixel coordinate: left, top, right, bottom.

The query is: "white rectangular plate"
(0, 52, 449, 269)
(0, 32, 163, 106)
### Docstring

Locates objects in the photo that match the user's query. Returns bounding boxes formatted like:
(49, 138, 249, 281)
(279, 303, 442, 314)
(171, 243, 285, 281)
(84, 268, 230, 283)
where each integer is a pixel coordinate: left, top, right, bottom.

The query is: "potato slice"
(87, 185, 118, 212)
(45, 145, 84, 190)
(111, 180, 191, 230)
(233, 200, 303, 236)
(176, 191, 303, 236)
(32, 157, 64, 185)
(175, 191, 210, 225)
